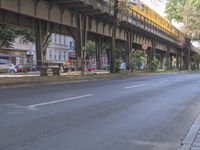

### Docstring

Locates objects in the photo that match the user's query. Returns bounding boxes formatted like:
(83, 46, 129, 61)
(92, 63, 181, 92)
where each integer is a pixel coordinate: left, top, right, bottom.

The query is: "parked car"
(87, 65, 96, 71)
(16, 64, 32, 72)
(0, 59, 17, 73)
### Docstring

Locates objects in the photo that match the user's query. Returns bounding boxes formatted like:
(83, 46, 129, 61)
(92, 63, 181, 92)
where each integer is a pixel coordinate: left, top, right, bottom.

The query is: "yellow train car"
(126, 0, 180, 38)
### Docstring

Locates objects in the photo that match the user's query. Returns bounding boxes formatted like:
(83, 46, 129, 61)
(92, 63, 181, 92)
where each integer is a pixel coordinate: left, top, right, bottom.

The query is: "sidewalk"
(179, 113, 200, 150)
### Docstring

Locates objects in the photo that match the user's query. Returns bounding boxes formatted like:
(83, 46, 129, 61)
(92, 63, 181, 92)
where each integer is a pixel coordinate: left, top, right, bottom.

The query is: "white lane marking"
(28, 94, 94, 108)
(124, 84, 145, 89)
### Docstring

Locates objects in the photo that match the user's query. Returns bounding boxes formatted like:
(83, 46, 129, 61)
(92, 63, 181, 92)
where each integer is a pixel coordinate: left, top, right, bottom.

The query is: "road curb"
(179, 112, 200, 150)
(0, 71, 195, 89)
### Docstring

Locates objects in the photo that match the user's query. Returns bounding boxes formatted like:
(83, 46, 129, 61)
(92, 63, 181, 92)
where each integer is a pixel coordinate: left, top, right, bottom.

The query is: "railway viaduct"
(0, 0, 197, 70)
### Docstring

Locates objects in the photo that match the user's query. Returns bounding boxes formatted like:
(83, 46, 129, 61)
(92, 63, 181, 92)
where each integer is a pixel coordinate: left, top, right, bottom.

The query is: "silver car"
(0, 59, 17, 73)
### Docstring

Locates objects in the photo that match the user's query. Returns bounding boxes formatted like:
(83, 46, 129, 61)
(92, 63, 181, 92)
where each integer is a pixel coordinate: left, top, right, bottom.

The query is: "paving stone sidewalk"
(191, 130, 200, 150)
(179, 113, 200, 150)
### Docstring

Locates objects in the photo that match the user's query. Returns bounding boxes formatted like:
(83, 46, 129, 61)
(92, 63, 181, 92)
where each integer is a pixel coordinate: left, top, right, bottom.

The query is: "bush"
(147, 60, 159, 72)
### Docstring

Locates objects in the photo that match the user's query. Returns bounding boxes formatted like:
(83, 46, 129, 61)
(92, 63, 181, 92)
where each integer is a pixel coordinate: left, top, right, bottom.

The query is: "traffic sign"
(142, 43, 149, 50)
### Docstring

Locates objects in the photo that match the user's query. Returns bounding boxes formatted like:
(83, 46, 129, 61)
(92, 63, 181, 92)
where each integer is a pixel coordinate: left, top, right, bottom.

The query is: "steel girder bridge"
(0, 0, 198, 70)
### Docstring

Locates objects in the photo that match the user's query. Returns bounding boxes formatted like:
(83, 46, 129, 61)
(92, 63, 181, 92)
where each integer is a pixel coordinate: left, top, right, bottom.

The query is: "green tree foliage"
(15, 27, 35, 43)
(86, 41, 95, 58)
(165, 0, 185, 22)
(0, 24, 34, 49)
(0, 25, 16, 48)
(130, 50, 146, 71)
(147, 59, 159, 72)
(166, 0, 200, 70)
(110, 0, 131, 73)
(166, 0, 200, 38)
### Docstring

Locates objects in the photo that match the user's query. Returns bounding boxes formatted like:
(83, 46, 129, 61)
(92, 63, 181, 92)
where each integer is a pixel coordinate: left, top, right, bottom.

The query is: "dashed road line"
(28, 94, 94, 109)
(124, 84, 146, 89)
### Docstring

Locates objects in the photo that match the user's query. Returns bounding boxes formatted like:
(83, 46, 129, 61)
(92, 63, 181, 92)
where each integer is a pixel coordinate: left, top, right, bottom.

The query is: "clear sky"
(140, 0, 167, 17)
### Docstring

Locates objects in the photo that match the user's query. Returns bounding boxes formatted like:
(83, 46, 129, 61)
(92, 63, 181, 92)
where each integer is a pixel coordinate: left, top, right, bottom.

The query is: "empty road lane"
(1, 73, 200, 150)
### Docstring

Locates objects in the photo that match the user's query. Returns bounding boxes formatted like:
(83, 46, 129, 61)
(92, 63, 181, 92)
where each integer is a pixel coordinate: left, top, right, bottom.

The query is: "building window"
(69, 41, 73, 50)
(61, 35, 65, 45)
(49, 51, 52, 60)
(54, 51, 57, 60)
(59, 35, 61, 44)
(54, 34, 57, 44)
(64, 37, 66, 45)
(59, 51, 61, 61)
(64, 52, 66, 60)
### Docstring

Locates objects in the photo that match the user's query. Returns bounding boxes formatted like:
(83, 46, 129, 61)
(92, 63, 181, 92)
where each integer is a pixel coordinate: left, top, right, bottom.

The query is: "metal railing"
(118, 10, 179, 44)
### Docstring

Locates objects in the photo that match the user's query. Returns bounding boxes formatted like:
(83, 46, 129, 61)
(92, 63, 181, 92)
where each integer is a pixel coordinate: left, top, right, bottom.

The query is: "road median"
(0, 70, 190, 88)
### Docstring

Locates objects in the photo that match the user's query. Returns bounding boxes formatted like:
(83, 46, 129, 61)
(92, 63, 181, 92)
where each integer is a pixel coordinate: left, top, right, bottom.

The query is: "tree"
(110, 0, 131, 73)
(110, 0, 118, 73)
(0, 24, 35, 49)
(0, 25, 16, 49)
(86, 41, 95, 59)
(166, 0, 200, 70)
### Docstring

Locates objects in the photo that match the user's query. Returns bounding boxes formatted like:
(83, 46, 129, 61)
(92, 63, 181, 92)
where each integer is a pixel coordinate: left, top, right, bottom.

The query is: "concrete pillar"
(35, 20, 43, 68)
(159, 55, 164, 69)
(125, 32, 133, 70)
(95, 37, 103, 70)
(197, 60, 200, 70)
(96, 37, 109, 70)
(176, 53, 180, 70)
(170, 54, 173, 69)
(180, 48, 184, 70)
(74, 14, 88, 70)
(152, 40, 156, 61)
(35, 20, 51, 76)
(166, 46, 170, 69)
(147, 40, 156, 68)
(95, 37, 109, 70)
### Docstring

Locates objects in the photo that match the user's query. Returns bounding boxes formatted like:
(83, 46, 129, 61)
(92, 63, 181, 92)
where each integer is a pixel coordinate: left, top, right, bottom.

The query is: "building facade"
(0, 34, 75, 65)
(46, 34, 74, 62)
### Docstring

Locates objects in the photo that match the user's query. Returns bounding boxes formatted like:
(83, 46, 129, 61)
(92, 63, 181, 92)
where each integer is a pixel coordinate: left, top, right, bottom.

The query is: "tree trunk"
(184, 37, 191, 71)
(110, 0, 118, 73)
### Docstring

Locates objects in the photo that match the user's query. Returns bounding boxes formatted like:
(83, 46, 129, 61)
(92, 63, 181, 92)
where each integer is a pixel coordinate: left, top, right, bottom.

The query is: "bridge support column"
(95, 37, 102, 70)
(166, 46, 170, 70)
(176, 53, 180, 70)
(74, 14, 88, 70)
(180, 48, 184, 70)
(197, 60, 200, 70)
(170, 54, 173, 69)
(147, 40, 156, 67)
(159, 55, 165, 69)
(95, 39, 101, 70)
(125, 32, 133, 70)
(95, 37, 108, 70)
(35, 20, 51, 76)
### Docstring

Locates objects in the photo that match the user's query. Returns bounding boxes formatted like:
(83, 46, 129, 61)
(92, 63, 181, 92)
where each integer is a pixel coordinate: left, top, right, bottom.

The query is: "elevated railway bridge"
(0, 0, 198, 70)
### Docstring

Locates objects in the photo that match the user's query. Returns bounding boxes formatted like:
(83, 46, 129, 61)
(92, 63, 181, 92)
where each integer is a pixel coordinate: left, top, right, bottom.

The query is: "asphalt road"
(1, 73, 200, 150)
